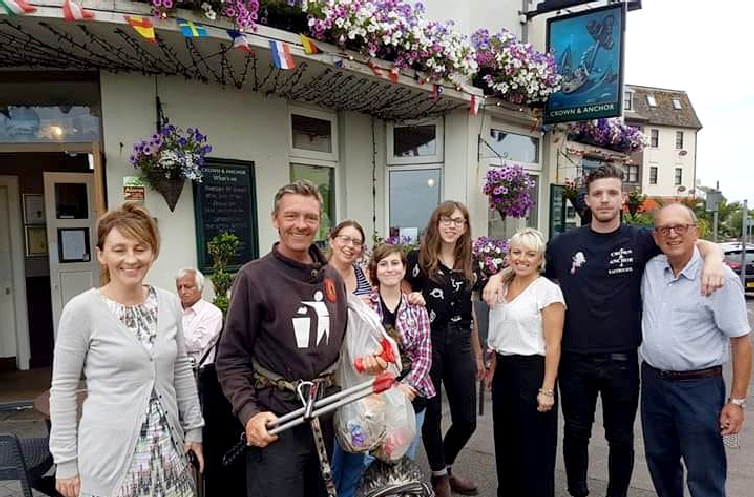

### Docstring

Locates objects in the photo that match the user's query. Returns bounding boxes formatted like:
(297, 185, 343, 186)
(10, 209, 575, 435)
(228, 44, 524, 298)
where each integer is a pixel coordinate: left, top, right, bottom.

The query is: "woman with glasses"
(406, 201, 485, 497)
(327, 220, 372, 497)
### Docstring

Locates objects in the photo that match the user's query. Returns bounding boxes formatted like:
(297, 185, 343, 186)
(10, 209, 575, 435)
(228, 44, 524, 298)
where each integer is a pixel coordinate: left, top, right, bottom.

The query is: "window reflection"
(488, 129, 539, 163)
(0, 106, 100, 143)
(55, 183, 89, 219)
(291, 114, 332, 154)
(389, 169, 441, 241)
(393, 125, 436, 157)
(290, 163, 334, 241)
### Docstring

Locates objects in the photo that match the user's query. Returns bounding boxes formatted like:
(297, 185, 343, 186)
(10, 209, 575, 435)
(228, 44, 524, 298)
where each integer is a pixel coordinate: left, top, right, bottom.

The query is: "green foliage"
(624, 211, 654, 227)
(207, 232, 240, 317)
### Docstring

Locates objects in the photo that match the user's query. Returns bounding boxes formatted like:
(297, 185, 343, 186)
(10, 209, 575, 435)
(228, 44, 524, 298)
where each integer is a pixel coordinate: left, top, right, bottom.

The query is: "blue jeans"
(559, 351, 639, 497)
(640, 363, 727, 497)
(332, 408, 426, 497)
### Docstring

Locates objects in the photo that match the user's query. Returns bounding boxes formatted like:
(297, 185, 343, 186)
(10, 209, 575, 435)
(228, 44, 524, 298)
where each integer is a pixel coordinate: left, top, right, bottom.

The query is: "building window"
(623, 91, 633, 111)
(289, 107, 338, 161)
(290, 164, 335, 242)
(650, 129, 659, 148)
(627, 165, 639, 182)
(388, 168, 442, 241)
(675, 131, 684, 150)
(672, 98, 682, 110)
(487, 128, 539, 163)
(674, 168, 683, 186)
(646, 95, 657, 107)
(387, 120, 444, 164)
(649, 167, 658, 184)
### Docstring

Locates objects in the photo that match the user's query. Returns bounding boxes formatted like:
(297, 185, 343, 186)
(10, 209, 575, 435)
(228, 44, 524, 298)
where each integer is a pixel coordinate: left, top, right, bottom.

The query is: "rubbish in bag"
(335, 393, 387, 452)
(372, 386, 416, 462)
(356, 457, 434, 497)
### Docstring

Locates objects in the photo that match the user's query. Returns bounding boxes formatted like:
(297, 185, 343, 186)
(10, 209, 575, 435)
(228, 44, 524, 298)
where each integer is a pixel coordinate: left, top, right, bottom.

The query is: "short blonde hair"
(508, 228, 546, 258)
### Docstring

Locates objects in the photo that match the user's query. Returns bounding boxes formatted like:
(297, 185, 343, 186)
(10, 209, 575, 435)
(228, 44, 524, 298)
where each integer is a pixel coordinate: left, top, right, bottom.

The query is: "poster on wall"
(123, 176, 146, 202)
(544, 3, 625, 124)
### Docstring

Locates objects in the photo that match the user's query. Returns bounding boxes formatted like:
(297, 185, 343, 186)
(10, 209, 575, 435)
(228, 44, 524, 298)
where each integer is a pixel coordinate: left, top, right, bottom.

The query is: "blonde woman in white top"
(486, 228, 565, 497)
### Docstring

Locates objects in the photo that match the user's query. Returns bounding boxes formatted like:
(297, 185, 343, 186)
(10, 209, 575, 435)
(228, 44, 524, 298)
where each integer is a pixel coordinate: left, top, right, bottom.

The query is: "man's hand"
(475, 353, 486, 381)
(360, 351, 388, 375)
(56, 476, 80, 497)
(700, 257, 725, 297)
(397, 383, 417, 401)
(245, 411, 279, 448)
(720, 403, 745, 435)
(184, 441, 204, 473)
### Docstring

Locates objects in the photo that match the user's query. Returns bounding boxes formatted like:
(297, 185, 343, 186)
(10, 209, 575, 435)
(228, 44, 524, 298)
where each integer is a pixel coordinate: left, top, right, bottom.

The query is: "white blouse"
(488, 277, 564, 357)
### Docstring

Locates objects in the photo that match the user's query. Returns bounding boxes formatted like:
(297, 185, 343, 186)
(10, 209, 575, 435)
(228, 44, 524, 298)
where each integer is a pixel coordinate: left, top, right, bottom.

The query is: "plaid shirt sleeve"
(404, 304, 435, 398)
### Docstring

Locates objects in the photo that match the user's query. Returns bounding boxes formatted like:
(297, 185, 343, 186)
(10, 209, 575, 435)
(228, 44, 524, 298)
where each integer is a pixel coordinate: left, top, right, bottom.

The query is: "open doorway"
(0, 150, 102, 371)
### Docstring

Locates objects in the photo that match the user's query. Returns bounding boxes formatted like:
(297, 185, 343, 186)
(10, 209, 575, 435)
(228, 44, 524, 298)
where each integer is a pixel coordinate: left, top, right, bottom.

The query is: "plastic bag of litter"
(335, 393, 387, 453)
(371, 386, 416, 463)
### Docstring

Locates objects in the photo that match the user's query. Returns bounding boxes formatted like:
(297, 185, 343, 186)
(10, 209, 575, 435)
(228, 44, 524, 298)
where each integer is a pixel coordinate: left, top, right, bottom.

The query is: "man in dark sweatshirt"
(216, 179, 384, 497)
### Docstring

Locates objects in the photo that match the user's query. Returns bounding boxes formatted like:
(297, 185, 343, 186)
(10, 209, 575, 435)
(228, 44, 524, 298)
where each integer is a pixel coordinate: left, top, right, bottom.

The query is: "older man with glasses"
(640, 203, 752, 497)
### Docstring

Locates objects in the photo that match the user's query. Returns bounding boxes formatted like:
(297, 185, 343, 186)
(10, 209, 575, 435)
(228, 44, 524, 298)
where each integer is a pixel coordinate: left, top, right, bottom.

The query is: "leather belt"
(645, 363, 722, 381)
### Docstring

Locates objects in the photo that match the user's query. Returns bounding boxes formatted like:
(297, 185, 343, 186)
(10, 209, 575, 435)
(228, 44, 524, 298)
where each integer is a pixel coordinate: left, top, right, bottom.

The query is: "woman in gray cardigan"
(50, 202, 204, 497)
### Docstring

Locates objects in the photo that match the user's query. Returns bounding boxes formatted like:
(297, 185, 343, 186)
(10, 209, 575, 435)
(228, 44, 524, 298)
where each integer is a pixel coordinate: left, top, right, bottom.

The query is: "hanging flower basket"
(482, 163, 535, 222)
(130, 123, 212, 212)
(568, 118, 648, 154)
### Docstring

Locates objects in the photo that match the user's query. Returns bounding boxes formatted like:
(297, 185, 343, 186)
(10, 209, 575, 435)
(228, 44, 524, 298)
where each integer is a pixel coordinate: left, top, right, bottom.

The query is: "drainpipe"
(520, 0, 529, 43)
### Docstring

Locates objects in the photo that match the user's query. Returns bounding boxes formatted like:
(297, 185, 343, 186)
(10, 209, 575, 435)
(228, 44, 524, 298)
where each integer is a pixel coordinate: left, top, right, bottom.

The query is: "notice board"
(193, 159, 258, 273)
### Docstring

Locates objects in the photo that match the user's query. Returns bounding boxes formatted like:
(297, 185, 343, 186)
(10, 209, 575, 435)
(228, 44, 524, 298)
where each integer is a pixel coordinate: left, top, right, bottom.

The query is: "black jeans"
(422, 324, 477, 472)
(245, 419, 334, 497)
(492, 354, 557, 497)
(559, 351, 639, 497)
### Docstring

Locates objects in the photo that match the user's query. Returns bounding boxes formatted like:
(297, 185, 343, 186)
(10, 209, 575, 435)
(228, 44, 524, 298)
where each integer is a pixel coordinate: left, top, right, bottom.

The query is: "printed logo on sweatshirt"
(571, 251, 586, 274)
(292, 290, 331, 348)
(324, 277, 337, 303)
(608, 247, 634, 275)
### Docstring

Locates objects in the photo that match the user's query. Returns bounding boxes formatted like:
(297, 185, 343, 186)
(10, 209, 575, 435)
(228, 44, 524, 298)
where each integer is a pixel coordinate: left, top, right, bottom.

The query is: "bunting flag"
(332, 55, 344, 68)
(269, 40, 295, 69)
(227, 29, 254, 54)
(388, 67, 399, 83)
(366, 59, 382, 77)
(432, 84, 443, 100)
(62, 0, 94, 21)
(469, 94, 481, 115)
(300, 34, 321, 55)
(1, 0, 36, 15)
(177, 18, 207, 38)
(125, 15, 156, 43)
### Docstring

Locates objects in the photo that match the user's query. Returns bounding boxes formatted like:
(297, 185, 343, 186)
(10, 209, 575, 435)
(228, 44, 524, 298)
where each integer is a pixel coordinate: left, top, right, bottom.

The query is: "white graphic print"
(291, 290, 331, 349)
(412, 265, 420, 277)
(571, 252, 586, 275)
(430, 288, 444, 300)
(608, 247, 634, 275)
(451, 279, 463, 292)
(429, 309, 436, 322)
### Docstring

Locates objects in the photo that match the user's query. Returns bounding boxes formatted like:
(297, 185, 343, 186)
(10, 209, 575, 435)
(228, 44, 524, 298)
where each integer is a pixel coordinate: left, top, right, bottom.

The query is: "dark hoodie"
(216, 243, 347, 424)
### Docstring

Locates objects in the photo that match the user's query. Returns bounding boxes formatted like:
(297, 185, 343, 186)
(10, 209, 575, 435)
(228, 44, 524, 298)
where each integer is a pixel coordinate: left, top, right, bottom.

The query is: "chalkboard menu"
(193, 159, 258, 273)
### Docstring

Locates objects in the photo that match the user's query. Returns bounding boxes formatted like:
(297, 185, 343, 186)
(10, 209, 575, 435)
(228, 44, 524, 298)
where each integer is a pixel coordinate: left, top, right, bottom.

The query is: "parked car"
(720, 242, 754, 291)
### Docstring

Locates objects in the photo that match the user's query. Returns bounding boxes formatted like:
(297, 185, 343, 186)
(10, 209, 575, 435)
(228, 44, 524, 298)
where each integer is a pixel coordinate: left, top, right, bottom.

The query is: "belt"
(251, 358, 337, 392)
(645, 363, 722, 381)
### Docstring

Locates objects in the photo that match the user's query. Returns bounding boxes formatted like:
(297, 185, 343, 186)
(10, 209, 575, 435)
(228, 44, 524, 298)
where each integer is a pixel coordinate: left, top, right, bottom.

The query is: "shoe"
(431, 474, 452, 497)
(448, 472, 478, 495)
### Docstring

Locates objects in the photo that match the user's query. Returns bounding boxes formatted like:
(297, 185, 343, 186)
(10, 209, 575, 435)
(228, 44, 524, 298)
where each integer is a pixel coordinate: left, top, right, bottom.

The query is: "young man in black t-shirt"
(484, 165, 725, 497)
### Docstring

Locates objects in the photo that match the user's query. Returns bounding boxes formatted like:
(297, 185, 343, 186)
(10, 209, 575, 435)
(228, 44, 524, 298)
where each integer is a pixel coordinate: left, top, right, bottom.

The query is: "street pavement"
(2, 298, 753, 497)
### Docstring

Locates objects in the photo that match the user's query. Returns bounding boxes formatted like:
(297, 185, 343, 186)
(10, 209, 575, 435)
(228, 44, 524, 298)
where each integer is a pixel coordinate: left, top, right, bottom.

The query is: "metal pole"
(713, 210, 719, 243)
(741, 200, 748, 288)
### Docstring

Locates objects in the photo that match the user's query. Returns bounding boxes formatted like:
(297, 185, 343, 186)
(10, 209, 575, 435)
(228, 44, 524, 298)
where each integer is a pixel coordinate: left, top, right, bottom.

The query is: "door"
(0, 185, 18, 362)
(44, 172, 98, 338)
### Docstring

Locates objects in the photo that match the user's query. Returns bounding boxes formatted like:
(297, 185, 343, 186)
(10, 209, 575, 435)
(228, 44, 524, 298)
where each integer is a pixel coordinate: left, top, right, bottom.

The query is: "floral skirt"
(81, 396, 196, 497)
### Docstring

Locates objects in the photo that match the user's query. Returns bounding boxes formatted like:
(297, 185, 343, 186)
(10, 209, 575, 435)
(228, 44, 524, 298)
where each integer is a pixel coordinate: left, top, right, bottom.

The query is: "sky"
(623, 1, 754, 207)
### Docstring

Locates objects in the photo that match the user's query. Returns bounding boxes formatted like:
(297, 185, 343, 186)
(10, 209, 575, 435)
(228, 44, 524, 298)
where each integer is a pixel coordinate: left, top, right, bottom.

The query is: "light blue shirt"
(640, 248, 750, 371)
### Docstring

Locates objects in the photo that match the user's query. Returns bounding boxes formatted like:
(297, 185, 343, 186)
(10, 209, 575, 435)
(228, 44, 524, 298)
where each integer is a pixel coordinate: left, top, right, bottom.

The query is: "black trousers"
(492, 354, 557, 497)
(246, 419, 334, 497)
(422, 324, 477, 472)
(559, 351, 640, 497)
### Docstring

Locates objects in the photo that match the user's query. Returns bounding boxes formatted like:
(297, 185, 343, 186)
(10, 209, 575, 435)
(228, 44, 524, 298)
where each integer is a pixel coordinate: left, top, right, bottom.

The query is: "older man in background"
(640, 203, 752, 497)
(176, 267, 223, 367)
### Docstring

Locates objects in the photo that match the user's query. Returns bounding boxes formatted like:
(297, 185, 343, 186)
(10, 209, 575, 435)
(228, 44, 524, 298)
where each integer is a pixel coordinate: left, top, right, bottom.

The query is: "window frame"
(675, 131, 684, 150)
(650, 129, 659, 148)
(674, 168, 683, 186)
(384, 163, 443, 240)
(627, 164, 639, 183)
(288, 106, 339, 162)
(387, 118, 444, 165)
(672, 98, 682, 110)
(289, 160, 341, 243)
(646, 95, 657, 107)
(649, 166, 658, 184)
(623, 91, 633, 111)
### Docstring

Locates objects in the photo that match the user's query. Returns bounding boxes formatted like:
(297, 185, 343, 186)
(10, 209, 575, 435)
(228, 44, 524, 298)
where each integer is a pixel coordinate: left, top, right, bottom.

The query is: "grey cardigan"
(49, 287, 204, 497)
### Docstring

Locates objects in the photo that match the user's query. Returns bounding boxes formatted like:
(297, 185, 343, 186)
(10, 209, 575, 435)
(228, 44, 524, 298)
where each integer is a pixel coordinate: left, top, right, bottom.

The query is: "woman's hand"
(484, 351, 496, 390)
(406, 292, 426, 306)
(397, 383, 417, 401)
(536, 389, 555, 412)
(56, 475, 80, 497)
(184, 441, 205, 473)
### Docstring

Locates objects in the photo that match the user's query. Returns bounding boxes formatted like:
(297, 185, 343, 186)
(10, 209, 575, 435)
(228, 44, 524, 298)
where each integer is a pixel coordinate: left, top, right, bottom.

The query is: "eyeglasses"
(334, 235, 364, 248)
(655, 223, 696, 237)
(439, 216, 467, 227)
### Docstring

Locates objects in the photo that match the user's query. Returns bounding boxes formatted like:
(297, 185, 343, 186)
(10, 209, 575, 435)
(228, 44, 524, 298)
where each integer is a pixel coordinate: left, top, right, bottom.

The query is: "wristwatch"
(728, 398, 748, 408)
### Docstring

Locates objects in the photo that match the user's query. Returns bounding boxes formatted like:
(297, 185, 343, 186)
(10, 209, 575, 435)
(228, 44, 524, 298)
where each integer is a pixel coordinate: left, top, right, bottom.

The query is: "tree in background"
(207, 232, 240, 316)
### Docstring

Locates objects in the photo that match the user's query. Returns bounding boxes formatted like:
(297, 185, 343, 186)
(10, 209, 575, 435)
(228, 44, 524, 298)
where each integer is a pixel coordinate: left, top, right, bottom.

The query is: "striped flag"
(227, 29, 254, 54)
(177, 18, 207, 38)
(269, 40, 295, 70)
(1, 0, 36, 15)
(62, 0, 94, 20)
(469, 95, 481, 115)
(388, 67, 399, 83)
(432, 84, 443, 100)
(300, 34, 321, 55)
(125, 15, 155, 43)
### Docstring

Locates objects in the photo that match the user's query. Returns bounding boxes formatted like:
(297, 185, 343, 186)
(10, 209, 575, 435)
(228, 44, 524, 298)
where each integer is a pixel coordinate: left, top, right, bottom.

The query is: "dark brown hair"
(328, 220, 366, 245)
(419, 200, 473, 282)
(96, 202, 160, 256)
(586, 164, 624, 192)
(367, 243, 406, 285)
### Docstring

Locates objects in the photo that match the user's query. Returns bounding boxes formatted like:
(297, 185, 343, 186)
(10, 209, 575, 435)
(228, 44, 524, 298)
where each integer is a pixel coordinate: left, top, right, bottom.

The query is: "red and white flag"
(62, 0, 94, 21)
(469, 95, 481, 115)
(1, 0, 37, 15)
